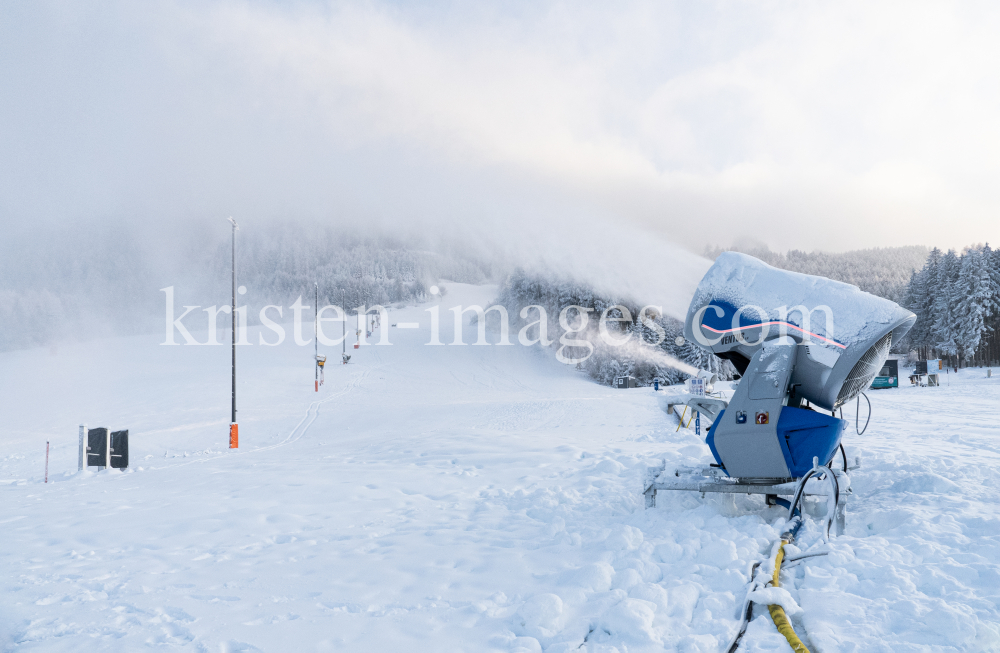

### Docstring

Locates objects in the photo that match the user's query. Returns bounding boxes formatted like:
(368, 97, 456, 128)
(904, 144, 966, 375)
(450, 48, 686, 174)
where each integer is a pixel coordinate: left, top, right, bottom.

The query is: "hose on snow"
(767, 541, 812, 653)
(727, 460, 843, 651)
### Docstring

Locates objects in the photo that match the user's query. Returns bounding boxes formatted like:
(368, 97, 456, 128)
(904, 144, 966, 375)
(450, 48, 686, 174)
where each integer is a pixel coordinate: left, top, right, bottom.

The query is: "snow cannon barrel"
(683, 252, 915, 411)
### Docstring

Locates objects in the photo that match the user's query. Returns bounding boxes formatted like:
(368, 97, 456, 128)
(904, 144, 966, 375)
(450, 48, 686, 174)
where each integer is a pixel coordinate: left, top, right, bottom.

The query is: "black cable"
(787, 469, 818, 521)
(856, 392, 871, 435)
(772, 497, 794, 512)
(839, 443, 848, 473)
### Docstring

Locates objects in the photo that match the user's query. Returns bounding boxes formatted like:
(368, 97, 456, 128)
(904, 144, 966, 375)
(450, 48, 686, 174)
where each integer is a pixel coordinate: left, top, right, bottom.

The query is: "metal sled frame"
(644, 463, 851, 535)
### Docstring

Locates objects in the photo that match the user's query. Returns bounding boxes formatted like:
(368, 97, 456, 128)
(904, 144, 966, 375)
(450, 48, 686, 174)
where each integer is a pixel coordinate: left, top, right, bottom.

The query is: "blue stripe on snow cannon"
(706, 407, 845, 478)
(699, 301, 754, 331)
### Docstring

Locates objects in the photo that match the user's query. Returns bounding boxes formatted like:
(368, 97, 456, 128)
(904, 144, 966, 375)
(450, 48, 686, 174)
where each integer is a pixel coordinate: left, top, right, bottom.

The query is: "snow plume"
(487, 215, 712, 323)
(614, 340, 701, 377)
(495, 270, 733, 386)
(580, 330, 717, 386)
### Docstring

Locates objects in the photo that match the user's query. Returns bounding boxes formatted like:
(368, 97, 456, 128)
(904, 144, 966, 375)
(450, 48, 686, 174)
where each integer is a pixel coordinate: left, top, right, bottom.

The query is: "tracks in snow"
(148, 364, 377, 472)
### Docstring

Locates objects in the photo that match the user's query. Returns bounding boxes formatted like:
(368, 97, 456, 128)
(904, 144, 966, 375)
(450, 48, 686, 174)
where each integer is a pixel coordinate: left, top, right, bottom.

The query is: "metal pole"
(315, 282, 319, 391)
(231, 220, 236, 424)
(341, 288, 345, 361)
(227, 217, 239, 448)
(45, 441, 49, 483)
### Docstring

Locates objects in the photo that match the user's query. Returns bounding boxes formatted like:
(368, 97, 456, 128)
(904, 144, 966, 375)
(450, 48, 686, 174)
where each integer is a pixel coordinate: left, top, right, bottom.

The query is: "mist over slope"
(0, 217, 710, 353)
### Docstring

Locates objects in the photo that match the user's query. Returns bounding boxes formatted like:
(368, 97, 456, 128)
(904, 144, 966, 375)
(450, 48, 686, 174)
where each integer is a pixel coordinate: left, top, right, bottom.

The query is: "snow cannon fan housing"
(682, 252, 915, 480)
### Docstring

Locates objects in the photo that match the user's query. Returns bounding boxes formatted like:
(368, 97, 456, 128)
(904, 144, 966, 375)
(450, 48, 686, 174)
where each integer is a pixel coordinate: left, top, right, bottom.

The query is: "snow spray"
(614, 339, 701, 377)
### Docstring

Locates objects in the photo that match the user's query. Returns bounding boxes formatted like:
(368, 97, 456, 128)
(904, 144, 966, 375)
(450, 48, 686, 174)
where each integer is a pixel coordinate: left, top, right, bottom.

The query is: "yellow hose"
(767, 541, 812, 653)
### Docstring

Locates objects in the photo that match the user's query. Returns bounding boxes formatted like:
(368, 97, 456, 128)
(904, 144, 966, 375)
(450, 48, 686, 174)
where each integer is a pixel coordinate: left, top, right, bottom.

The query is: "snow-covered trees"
(0, 221, 498, 352)
(224, 229, 496, 312)
(901, 245, 1000, 366)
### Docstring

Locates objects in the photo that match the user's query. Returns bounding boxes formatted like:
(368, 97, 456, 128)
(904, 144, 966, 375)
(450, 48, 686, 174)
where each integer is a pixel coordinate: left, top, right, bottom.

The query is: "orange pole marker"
(229, 423, 239, 449)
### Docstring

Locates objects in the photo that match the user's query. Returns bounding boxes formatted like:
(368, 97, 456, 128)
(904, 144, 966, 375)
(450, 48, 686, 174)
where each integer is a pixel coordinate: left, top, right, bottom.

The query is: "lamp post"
(227, 217, 239, 449)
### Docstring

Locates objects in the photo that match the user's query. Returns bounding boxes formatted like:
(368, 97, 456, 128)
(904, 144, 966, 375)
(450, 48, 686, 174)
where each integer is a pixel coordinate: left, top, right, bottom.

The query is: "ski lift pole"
(227, 217, 239, 449)
(315, 282, 319, 392)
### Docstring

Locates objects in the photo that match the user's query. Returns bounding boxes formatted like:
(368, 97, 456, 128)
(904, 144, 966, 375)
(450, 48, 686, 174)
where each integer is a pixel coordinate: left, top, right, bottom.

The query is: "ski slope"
(1, 283, 999, 652)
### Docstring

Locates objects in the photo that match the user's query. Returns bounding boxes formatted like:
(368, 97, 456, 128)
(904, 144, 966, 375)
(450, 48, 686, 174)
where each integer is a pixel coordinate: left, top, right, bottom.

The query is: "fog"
(3, 0, 999, 348)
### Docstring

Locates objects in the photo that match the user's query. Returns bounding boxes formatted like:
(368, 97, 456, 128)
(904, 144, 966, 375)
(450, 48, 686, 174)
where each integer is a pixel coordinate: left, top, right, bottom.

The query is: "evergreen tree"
(986, 244, 1000, 320)
(955, 249, 989, 362)
(930, 250, 960, 357)
(906, 248, 940, 355)
(984, 244, 1000, 363)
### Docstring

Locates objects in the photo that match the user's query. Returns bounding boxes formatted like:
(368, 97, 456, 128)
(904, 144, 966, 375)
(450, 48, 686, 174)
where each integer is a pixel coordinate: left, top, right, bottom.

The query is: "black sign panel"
(87, 427, 108, 467)
(110, 430, 129, 469)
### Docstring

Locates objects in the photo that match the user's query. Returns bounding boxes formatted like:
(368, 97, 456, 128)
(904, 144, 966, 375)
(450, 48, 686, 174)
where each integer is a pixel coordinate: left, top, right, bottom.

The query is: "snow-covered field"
(2, 284, 999, 652)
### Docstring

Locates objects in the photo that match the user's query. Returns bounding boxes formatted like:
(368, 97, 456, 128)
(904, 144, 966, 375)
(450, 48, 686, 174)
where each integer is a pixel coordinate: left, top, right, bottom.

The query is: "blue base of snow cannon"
(706, 408, 847, 478)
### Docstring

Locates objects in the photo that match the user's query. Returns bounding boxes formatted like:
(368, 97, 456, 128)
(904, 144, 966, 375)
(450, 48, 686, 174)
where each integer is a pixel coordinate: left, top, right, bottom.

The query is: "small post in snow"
(45, 441, 49, 483)
(78, 424, 86, 471)
(341, 288, 348, 364)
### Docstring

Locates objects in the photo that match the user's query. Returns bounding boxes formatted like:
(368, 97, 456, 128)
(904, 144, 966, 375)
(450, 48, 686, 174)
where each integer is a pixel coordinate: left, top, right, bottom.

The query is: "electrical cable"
(783, 550, 830, 563)
(724, 562, 761, 653)
(788, 471, 817, 521)
(826, 444, 848, 473)
(856, 393, 871, 435)
(788, 463, 841, 541)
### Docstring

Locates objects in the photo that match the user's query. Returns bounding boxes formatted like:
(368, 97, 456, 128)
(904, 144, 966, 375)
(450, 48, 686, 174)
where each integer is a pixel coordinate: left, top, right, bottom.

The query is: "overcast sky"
(3, 0, 1000, 253)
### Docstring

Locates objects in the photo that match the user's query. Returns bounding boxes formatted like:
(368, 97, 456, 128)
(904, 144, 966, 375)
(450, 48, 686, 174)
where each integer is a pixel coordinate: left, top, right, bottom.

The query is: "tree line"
(901, 245, 1000, 367)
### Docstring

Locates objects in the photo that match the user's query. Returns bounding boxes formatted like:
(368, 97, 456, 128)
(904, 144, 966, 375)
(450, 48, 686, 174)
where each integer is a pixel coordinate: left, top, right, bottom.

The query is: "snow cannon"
(681, 252, 915, 480)
(645, 253, 915, 526)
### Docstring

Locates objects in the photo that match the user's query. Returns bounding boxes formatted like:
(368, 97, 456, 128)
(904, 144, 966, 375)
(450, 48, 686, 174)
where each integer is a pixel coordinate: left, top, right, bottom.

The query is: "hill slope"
(1, 284, 998, 652)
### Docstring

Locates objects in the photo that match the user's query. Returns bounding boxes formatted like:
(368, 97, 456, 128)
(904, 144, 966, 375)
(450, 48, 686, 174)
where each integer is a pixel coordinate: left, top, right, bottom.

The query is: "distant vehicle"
(871, 359, 899, 389)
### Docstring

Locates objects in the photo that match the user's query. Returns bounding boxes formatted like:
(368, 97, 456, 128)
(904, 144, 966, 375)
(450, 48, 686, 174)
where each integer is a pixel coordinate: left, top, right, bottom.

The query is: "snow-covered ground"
(1, 284, 999, 652)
